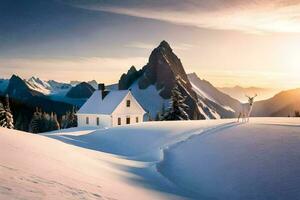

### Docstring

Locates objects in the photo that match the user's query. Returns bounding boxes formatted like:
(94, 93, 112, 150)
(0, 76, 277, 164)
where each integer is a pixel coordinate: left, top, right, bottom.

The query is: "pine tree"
(29, 109, 61, 133)
(29, 108, 42, 133)
(49, 112, 60, 130)
(61, 107, 77, 129)
(15, 114, 28, 131)
(0, 95, 14, 129)
(41, 112, 50, 132)
(163, 84, 189, 121)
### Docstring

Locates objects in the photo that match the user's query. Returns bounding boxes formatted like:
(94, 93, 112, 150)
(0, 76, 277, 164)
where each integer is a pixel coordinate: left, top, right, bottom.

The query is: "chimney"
(98, 83, 109, 99)
(98, 83, 105, 91)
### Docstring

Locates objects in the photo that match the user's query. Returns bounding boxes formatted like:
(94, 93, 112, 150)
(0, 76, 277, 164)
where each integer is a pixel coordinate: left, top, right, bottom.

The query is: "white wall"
(111, 114, 144, 127)
(111, 92, 145, 126)
(113, 92, 145, 116)
(77, 92, 145, 128)
(77, 114, 111, 128)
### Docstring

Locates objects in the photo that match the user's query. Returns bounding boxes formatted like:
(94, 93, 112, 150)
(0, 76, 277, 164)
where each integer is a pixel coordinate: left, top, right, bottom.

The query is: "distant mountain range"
(0, 76, 101, 103)
(0, 41, 299, 131)
(218, 86, 280, 102)
(252, 88, 300, 117)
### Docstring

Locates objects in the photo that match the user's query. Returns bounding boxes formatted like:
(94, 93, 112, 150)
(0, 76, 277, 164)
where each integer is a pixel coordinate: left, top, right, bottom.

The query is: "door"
(126, 117, 130, 124)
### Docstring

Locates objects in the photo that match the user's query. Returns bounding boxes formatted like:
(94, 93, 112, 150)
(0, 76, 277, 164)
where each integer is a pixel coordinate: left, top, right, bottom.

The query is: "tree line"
(0, 95, 78, 133)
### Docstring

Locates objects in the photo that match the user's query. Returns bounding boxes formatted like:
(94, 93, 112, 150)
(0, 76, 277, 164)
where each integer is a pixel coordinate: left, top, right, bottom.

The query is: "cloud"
(62, 0, 300, 33)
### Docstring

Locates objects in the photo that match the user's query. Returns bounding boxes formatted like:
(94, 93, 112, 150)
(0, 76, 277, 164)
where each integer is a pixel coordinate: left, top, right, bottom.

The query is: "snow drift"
(1, 118, 300, 200)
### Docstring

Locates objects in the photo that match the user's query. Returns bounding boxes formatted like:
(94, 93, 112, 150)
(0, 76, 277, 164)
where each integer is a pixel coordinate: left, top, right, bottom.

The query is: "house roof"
(76, 90, 144, 115)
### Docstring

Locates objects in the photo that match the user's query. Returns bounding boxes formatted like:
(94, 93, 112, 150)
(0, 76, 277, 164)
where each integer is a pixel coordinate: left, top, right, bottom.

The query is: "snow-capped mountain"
(26, 76, 52, 95)
(119, 41, 210, 119)
(6, 75, 44, 99)
(26, 77, 73, 95)
(120, 41, 238, 119)
(47, 80, 72, 91)
(188, 73, 242, 118)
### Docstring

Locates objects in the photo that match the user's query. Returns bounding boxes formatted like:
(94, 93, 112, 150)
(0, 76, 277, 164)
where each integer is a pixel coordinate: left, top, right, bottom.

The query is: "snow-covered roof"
(77, 90, 143, 115)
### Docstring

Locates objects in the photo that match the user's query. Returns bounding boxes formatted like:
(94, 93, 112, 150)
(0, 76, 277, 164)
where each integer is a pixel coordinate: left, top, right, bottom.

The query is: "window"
(126, 117, 130, 124)
(86, 117, 89, 125)
(126, 100, 131, 107)
(96, 117, 100, 126)
(118, 117, 121, 125)
(136, 117, 139, 123)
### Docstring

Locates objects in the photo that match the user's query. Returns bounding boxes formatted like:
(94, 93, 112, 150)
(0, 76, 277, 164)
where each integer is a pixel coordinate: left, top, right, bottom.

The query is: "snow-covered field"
(1, 118, 300, 199)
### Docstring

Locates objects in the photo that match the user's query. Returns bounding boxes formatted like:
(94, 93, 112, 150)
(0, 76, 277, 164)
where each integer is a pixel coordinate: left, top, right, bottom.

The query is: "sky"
(1, 0, 300, 89)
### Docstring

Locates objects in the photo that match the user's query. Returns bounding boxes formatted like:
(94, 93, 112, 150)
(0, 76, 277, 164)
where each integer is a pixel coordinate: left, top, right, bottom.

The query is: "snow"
(25, 77, 73, 99)
(76, 90, 144, 115)
(1, 118, 300, 200)
(159, 118, 300, 199)
(188, 73, 238, 117)
(190, 82, 215, 103)
(26, 77, 52, 95)
(129, 80, 169, 119)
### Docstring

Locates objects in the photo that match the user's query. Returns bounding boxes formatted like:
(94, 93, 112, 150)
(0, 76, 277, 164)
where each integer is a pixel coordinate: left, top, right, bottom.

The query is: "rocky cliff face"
(118, 41, 205, 119)
(118, 66, 143, 90)
(138, 41, 194, 99)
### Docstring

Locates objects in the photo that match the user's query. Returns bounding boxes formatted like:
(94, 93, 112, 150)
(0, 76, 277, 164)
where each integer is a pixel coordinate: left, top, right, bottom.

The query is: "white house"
(76, 84, 146, 128)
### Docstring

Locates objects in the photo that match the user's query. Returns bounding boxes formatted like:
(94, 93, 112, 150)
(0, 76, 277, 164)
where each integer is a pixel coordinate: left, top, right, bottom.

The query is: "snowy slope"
(26, 76, 52, 95)
(2, 118, 300, 200)
(0, 127, 185, 200)
(188, 73, 242, 118)
(159, 118, 300, 199)
(26, 77, 72, 96)
(129, 80, 169, 119)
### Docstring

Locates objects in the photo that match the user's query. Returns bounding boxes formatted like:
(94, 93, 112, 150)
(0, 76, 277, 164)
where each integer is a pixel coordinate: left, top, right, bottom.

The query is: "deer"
(237, 94, 257, 123)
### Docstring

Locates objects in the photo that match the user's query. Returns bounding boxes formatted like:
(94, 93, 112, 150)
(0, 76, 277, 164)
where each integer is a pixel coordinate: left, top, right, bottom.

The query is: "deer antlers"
(245, 94, 257, 98)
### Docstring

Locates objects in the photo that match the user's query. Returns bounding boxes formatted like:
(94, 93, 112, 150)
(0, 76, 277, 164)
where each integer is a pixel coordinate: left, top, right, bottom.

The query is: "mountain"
(1, 75, 75, 131)
(70, 80, 98, 89)
(219, 86, 279, 102)
(6, 75, 44, 100)
(188, 73, 242, 118)
(27, 76, 52, 95)
(66, 82, 95, 99)
(48, 80, 72, 91)
(119, 66, 143, 90)
(119, 41, 225, 120)
(6, 76, 71, 96)
(0, 78, 9, 94)
(251, 88, 300, 117)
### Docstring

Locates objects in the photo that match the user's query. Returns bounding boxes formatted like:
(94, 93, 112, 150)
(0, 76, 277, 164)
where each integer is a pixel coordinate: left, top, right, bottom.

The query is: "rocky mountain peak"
(157, 40, 172, 51)
(6, 75, 43, 99)
(138, 41, 203, 119)
(118, 65, 143, 90)
(140, 40, 193, 98)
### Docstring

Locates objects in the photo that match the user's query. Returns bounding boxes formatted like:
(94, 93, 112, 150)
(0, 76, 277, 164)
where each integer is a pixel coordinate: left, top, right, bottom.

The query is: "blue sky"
(1, 0, 300, 89)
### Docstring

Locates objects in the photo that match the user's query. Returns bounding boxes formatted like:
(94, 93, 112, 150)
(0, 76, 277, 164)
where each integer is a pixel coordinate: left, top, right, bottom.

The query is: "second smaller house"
(76, 84, 146, 128)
